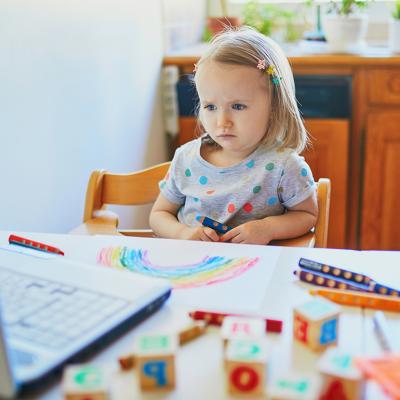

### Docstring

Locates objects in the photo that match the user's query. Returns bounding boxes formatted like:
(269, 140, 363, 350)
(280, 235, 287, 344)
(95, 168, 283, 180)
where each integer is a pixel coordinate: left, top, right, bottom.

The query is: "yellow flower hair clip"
(257, 59, 281, 86)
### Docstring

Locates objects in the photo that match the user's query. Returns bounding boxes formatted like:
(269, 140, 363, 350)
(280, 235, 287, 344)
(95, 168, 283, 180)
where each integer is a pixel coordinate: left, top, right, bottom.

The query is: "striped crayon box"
(225, 338, 268, 396)
(62, 364, 112, 400)
(134, 333, 178, 391)
(293, 297, 340, 351)
(319, 347, 365, 400)
(268, 373, 320, 400)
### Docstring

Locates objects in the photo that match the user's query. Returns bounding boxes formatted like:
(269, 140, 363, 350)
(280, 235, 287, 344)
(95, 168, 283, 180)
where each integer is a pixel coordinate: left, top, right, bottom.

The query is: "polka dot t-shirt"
(159, 138, 316, 229)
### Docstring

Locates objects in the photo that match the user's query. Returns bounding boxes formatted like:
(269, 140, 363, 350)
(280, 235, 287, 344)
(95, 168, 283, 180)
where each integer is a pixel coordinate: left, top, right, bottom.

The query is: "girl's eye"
(204, 104, 216, 111)
(232, 104, 246, 110)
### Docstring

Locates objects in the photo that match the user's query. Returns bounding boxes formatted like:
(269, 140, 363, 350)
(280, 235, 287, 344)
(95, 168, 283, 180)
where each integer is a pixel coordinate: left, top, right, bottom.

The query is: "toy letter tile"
(62, 364, 111, 400)
(320, 318, 337, 344)
(225, 339, 268, 396)
(269, 373, 319, 400)
(293, 314, 309, 344)
(221, 316, 265, 345)
(293, 297, 340, 351)
(319, 347, 365, 400)
(134, 334, 177, 391)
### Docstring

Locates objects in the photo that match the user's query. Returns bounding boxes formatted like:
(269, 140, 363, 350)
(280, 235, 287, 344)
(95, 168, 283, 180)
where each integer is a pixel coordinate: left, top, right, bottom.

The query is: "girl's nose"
(217, 110, 232, 128)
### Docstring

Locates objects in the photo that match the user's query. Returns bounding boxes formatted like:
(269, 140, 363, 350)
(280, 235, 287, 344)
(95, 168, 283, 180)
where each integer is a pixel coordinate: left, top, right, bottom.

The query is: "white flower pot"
(389, 18, 400, 53)
(323, 14, 368, 53)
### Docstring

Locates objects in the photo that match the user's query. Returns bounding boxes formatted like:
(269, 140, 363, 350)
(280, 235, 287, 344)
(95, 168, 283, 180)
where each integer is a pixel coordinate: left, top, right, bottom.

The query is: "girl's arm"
(149, 193, 219, 241)
(221, 192, 318, 245)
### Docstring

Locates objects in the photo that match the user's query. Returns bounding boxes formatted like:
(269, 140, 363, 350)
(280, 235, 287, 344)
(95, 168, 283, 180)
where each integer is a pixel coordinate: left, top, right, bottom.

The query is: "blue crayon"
(370, 281, 400, 297)
(197, 216, 232, 234)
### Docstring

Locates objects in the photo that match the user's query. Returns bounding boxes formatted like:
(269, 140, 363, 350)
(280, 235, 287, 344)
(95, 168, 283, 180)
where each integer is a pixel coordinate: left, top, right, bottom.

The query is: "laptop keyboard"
(0, 267, 129, 349)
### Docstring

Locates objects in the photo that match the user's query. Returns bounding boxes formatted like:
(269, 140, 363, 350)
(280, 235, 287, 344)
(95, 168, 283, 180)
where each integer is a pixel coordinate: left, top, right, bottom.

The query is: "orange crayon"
(309, 288, 400, 312)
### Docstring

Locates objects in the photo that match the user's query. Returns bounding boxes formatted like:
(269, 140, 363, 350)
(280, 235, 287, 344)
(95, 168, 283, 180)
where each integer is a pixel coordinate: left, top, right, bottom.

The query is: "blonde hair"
(195, 26, 308, 153)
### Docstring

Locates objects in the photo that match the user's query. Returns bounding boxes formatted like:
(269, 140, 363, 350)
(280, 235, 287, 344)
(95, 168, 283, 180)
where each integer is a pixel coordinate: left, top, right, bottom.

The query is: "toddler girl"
(150, 27, 318, 245)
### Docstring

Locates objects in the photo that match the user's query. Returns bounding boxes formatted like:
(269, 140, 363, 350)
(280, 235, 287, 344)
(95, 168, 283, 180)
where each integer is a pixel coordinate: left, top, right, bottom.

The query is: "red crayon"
(188, 310, 283, 333)
(8, 234, 65, 256)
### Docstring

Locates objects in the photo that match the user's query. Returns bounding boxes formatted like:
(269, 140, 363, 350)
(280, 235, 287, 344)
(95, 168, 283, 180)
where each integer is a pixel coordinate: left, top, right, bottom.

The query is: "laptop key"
(9, 347, 37, 366)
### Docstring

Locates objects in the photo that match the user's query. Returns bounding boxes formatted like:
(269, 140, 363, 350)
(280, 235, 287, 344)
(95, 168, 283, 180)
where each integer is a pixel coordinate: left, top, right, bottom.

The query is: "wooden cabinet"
(302, 119, 349, 249)
(359, 67, 400, 250)
(361, 112, 400, 249)
(164, 51, 400, 249)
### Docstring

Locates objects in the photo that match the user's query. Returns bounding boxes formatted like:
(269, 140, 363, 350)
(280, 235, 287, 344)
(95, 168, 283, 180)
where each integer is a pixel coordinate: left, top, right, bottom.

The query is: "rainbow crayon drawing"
(97, 246, 259, 289)
(197, 216, 232, 234)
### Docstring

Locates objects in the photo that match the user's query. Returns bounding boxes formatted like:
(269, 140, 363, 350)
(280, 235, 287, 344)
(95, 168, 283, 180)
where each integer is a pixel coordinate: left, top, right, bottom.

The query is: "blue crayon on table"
(197, 216, 232, 234)
(293, 269, 371, 292)
(370, 281, 400, 297)
(298, 258, 372, 286)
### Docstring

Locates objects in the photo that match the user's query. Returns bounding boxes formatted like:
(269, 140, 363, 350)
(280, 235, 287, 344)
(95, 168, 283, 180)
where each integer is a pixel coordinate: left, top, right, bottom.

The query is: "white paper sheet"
(92, 236, 282, 312)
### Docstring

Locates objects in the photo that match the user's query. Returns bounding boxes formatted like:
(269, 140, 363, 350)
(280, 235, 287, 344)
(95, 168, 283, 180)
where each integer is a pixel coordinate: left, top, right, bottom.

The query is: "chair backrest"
(83, 162, 171, 223)
(315, 178, 331, 248)
(82, 164, 331, 248)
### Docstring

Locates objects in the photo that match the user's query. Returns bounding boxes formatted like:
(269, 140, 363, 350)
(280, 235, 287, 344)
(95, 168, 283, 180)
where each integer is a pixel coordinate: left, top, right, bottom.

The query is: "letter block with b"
(134, 334, 177, 391)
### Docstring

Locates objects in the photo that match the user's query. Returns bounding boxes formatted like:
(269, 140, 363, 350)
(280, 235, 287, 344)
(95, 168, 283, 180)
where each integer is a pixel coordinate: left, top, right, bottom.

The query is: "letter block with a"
(319, 347, 365, 400)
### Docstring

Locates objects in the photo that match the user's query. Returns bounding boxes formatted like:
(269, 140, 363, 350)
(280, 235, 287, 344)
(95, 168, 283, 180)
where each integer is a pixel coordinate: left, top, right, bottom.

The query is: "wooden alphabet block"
(293, 297, 340, 351)
(319, 347, 365, 400)
(62, 364, 111, 400)
(268, 373, 319, 400)
(225, 338, 268, 396)
(134, 333, 177, 391)
(221, 316, 265, 346)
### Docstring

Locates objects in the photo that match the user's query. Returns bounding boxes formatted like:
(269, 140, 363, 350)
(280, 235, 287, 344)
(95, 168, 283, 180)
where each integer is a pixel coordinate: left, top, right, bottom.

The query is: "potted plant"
(207, 0, 241, 37)
(242, 0, 301, 43)
(389, 0, 400, 53)
(322, 0, 369, 53)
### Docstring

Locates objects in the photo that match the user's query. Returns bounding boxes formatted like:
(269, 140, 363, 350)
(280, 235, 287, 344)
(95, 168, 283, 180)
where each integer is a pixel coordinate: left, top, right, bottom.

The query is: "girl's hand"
(220, 220, 272, 245)
(179, 226, 220, 242)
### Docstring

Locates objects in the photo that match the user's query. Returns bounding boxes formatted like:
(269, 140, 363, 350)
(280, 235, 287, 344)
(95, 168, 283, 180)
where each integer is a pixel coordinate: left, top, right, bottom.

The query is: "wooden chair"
(71, 162, 331, 248)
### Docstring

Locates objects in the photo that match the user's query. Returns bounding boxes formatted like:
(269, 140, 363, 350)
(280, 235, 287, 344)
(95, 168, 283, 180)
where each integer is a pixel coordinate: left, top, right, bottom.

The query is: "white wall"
(0, 0, 167, 233)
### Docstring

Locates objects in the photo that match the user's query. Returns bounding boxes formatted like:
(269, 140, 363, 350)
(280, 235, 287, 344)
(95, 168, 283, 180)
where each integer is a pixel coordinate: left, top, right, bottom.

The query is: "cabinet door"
(302, 119, 349, 249)
(361, 112, 400, 250)
(177, 117, 199, 147)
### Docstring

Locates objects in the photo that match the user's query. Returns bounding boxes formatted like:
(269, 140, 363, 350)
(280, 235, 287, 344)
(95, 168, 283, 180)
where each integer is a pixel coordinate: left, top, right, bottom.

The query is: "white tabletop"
(2, 231, 398, 399)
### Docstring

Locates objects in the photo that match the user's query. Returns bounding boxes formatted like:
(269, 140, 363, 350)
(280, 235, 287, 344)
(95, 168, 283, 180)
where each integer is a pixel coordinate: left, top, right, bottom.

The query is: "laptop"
(0, 247, 171, 398)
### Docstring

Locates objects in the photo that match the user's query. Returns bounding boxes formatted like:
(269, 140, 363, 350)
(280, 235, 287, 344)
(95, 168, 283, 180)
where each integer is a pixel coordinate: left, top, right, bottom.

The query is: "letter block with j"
(134, 334, 177, 391)
(225, 339, 268, 396)
(293, 297, 340, 351)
